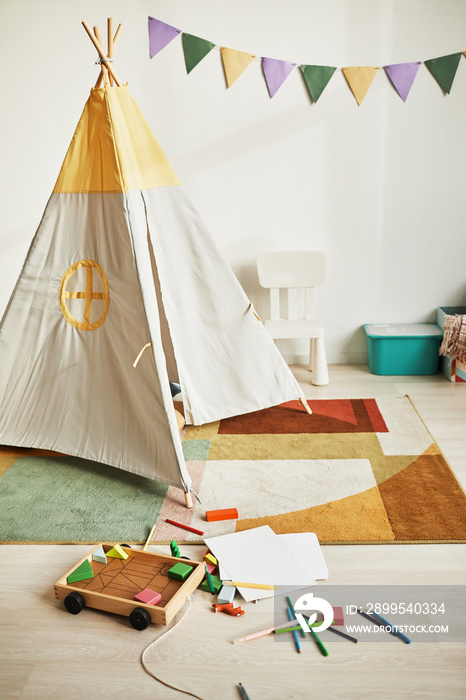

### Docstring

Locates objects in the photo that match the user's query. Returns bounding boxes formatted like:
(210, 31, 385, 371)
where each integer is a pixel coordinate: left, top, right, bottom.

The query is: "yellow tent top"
(53, 86, 180, 194)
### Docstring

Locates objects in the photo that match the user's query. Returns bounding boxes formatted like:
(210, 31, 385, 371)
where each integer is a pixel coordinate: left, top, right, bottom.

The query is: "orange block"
(206, 508, 238, 522)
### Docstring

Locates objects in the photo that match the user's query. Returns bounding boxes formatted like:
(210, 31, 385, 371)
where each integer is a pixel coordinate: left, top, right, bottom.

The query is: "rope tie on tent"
(133, 342, 152, 368)
(96, 56, 113, 64)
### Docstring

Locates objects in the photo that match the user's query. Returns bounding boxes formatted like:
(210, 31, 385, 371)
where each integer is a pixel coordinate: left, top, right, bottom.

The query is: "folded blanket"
(439, 314, 466, 363)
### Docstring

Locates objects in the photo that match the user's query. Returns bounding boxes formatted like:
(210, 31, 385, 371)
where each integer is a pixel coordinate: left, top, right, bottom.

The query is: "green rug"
(0, 454, 168, 543)
(2, 396, 466, 545)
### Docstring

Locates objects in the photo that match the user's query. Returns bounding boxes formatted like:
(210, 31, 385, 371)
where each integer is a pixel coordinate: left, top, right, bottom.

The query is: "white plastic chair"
(256, 251, 329, 386)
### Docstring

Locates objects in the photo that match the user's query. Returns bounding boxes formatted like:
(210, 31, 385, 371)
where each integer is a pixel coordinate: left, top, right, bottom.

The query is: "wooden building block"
(67, 559, 93, 584)
(106, 544, 129, 559)
(205, 563, 216, 575)
(205, 508, 238, 522)
(92, 545, 107, 564)
(204, 553, 217, 567)
(170, 540, 181, 558)
(217, 585, 236, 605)
(200, 574, 223, 594)
(134, 588, 162, 606)
(167, 562, 194, 582)
(332, 607, 344, 626)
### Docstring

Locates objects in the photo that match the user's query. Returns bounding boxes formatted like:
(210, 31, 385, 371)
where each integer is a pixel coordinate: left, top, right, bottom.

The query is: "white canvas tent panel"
(0, 79, 307, 498)
(0, 192, 189, 490)
(140, 187, 304, 425)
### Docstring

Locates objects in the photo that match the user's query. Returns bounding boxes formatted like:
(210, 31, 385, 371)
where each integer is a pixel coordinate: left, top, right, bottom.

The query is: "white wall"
(1, 0, 465, 363)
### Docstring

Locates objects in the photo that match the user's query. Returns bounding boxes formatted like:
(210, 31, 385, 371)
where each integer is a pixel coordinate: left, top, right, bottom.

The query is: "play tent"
(0, 20, 308, 506)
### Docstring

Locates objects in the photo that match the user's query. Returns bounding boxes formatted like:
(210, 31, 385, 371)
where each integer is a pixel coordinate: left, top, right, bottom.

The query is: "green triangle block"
(182, 33, 216, 74)
(67, 559, 93, 584)
(424, 53, 462, 94)
(300, 65, 337, 103)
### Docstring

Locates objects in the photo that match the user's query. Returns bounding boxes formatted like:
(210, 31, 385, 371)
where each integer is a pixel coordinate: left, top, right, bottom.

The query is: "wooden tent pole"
(95, 21, 124, 89)
(93, 26, 108, 88)
(82, 20, 123, 87)
(299, 397, 313, 415)
(107, 17, 114, 86)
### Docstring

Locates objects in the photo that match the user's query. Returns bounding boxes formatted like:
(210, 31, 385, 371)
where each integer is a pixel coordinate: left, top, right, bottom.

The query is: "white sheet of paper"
(205, 526, 315, 602)
(218, 532, 328, 587)
(278, 533, 328, 580)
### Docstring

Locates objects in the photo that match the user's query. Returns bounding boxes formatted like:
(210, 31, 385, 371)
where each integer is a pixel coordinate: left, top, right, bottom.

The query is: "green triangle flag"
(182, 33, 216, 74)
(424, 53, 462, 94)
(300, 65, 337, 103)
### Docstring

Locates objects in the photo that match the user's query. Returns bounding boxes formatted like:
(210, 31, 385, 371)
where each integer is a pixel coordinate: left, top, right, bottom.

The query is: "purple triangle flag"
(262, 57, 297, 98)
(384, 62, 421, 102)
(148, 16, 182, 58)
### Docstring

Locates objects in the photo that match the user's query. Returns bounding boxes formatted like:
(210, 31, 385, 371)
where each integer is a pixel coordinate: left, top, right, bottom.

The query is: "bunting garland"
(424, 52, 462, 94)
(221, 47, 256, 87)
(181, 33, 216, 74)
(148, 16, 181, 59)
(383, 62, 421, 102)
(300, 65, 337, 103)
(262, 57, 297, 97)
(148, 16, 466, 105)
(342, 66, 379, 105)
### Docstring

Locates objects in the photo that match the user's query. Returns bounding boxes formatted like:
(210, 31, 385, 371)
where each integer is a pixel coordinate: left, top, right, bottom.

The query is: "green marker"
(310, 627, 329, 657)
(274, 621, 322, 634)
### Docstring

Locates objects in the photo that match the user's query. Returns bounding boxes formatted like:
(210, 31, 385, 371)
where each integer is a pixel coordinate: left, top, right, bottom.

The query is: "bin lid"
(364, 323, 443, 338)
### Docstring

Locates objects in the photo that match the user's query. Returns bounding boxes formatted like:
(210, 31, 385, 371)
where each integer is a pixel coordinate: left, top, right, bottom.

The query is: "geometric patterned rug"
(1, 396, 466, 544)
(153, 395, 466, 545)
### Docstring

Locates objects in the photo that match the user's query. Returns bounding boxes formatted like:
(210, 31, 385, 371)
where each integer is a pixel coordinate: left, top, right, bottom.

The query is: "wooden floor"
(1, 365, 465, 699)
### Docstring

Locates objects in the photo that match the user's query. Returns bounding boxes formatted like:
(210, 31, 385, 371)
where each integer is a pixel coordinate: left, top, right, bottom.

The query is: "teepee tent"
(0, 20, 309, 506)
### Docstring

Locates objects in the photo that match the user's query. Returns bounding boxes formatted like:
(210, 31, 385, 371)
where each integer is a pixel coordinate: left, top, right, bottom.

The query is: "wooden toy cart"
(54, 543, 205, 629)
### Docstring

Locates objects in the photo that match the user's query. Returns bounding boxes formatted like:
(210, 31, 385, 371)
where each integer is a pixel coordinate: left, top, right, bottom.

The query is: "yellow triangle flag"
(221, 47, 256, 87)
(342, 66, 379, 105)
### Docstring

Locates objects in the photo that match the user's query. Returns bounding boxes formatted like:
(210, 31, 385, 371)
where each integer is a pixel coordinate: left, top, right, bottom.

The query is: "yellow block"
(204, 553, 218, 567)
(106, 544, 129, 559)
(53, 86, 180, 193)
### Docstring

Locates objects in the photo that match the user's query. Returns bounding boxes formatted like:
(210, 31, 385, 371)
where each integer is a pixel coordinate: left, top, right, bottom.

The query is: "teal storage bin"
(364, 323, 443, 375)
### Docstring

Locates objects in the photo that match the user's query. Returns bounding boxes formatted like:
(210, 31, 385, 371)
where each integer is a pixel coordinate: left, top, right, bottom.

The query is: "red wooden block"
(332, 606, 344, 626)
(206, 508, 239, 522)
(134, 588, 162, 606)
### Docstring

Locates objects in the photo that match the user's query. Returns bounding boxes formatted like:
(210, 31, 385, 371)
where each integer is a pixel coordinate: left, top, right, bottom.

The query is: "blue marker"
(287, 605, 301, 653)
(370, 611, 411, 644)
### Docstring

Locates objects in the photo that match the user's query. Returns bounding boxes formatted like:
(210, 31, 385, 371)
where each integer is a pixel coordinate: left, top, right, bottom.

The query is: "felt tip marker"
(370, 611, 412, 644)
(165, 519, 204, 536)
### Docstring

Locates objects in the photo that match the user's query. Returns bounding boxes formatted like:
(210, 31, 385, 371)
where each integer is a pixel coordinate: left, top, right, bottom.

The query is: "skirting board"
(282, 351, 367, 365)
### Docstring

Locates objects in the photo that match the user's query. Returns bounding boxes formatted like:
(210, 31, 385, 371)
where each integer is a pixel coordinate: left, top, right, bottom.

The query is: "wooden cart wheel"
(64, 591, 85, 615)
(129, 607, 151, 630)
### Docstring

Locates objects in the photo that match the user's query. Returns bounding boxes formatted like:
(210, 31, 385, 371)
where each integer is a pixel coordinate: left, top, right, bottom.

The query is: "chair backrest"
(256, 251, 327, 321)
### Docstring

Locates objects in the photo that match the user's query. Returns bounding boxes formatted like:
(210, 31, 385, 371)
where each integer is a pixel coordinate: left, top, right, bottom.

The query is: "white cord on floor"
(140, 597, 205, 700)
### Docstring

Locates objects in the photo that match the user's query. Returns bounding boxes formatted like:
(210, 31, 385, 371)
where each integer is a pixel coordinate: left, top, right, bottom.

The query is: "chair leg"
(311, 338, 329, 386)
(309, 338, 316, 372)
